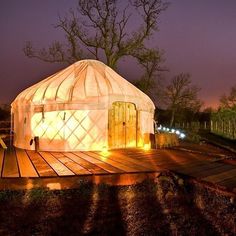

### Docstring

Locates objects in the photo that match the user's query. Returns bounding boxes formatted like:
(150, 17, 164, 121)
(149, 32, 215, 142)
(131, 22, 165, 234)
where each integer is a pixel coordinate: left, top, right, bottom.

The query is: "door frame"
(108, 101, 138, 149)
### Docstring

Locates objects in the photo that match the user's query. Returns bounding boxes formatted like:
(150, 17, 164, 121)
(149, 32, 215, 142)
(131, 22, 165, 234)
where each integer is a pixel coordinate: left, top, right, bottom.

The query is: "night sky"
(1, 0, 236, 108)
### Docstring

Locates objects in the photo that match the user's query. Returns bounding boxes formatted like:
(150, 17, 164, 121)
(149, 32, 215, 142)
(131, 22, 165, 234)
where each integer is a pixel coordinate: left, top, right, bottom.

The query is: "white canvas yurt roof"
(12, 60, 155, 112)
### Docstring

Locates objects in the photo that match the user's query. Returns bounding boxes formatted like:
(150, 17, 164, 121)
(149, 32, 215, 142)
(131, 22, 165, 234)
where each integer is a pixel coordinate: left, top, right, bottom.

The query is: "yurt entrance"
(108, 102, 137, 148)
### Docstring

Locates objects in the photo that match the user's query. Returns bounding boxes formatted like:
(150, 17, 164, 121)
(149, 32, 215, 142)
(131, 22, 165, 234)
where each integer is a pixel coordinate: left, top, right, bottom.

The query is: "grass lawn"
(0, 171, 235, 236)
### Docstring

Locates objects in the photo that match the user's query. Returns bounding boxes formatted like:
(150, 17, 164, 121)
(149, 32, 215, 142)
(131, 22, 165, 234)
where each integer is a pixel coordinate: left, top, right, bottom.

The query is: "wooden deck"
(1, 147, 236, 192)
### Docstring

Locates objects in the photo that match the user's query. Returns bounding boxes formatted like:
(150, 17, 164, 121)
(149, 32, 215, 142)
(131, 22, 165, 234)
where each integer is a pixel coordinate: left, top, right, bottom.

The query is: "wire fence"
(174, 120, 236, 140)
(174, 121, 211, 132)
(210, 119, 236, 140)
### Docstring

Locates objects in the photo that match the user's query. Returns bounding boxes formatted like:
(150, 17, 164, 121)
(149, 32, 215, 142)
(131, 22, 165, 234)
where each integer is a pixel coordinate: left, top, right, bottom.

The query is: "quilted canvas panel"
(31, 109, 108, 151)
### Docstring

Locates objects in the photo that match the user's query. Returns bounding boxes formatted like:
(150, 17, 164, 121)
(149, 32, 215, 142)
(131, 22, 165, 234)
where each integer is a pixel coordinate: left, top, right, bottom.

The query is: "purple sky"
(1, 0, 236, 108)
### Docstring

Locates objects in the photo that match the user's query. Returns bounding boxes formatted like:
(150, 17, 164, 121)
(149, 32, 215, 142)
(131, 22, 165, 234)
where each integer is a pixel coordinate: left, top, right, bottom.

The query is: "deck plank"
(203, 168, 236, 184)
(217, 177, 236, 189)
(168, 161, 207, 173)
(27, 150, 57, 177)
(160, 150, 207, 163)
(87, 151, 147, 173)
(16, 149, 38, 177)
(102, 151, 157, 171)
(128, 150, 196, 169)
(79, 152, 124, 173)
(99, 153, 148, 171)
(64, 152, 108, 174)
(117, 150, 194, 167)
(39, 152, 75, 176)
(51, 152, 92, 175)
(2, 149, 19, 177)
(137, 157, 196, 168)
(0, 149, 4, 175)
(118, 149, 157, 156)
(190, 163, 236, 178)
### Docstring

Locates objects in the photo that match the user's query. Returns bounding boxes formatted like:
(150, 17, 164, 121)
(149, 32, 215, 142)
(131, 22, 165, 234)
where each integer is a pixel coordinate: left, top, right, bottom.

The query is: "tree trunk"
(170, 109, 175, 127)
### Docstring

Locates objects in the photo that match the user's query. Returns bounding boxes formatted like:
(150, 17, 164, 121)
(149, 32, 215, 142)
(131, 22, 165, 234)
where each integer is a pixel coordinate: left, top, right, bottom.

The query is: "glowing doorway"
(109, 102, 137, 148)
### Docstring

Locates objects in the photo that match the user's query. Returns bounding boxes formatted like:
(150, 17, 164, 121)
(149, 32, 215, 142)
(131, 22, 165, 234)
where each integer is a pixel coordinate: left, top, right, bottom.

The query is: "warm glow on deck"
(100, 146, 110, 158)
(143, 143, 151, 151)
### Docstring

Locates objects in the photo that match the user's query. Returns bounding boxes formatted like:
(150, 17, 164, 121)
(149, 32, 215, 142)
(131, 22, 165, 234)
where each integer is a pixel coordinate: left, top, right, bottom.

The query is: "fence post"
(221, 120, 223, 135)
(233, 119, 236, 139)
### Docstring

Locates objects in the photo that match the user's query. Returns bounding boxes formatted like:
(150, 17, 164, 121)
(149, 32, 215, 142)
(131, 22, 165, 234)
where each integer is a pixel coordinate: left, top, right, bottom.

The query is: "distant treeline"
(155, 108, 211, 127)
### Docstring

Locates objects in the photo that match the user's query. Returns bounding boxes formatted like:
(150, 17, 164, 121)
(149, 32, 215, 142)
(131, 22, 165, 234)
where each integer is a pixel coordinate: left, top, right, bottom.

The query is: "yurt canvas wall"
(11, 60, 155, 151)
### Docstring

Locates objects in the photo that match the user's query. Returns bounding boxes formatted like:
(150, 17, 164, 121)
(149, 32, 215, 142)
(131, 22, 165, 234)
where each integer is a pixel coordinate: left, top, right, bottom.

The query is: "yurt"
(11, 60, 155, 151)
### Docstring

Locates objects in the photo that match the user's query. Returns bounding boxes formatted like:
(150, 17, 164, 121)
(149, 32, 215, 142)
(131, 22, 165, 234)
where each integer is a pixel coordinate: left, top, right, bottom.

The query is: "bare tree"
(163, 73, 202, 126)
(220, 85, 236, 109)
(24, 0, 169, 69)
(133, 48, 166, 96)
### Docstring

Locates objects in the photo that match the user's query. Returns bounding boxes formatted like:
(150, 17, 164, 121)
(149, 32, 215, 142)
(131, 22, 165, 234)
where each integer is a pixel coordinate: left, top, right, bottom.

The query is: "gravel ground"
(0, 171, 235, 236)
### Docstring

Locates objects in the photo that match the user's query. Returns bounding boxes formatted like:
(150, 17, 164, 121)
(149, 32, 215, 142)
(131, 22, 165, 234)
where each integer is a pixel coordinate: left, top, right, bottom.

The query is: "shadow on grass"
(84, 184, 126, 235)
(156, 173, 225, 236)
(187, 182, 236, 235)
(0, 189, 49, 235)
(121, 179, 172, 235)
(0, 181, 95, 236)
(46, 181, 95, 235)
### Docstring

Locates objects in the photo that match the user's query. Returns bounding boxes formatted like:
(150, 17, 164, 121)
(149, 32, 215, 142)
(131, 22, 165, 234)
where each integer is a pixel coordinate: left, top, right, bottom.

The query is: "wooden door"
(108, 102, 137, 148)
